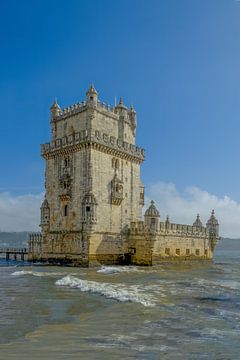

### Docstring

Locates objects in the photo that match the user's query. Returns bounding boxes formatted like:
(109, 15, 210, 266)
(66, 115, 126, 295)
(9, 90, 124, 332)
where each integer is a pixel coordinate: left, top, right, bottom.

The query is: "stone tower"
(32, 85, 145, 265)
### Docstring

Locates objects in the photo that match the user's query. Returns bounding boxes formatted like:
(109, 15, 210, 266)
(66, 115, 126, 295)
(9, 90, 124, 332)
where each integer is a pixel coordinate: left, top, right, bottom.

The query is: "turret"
(40, 197, 50, 232)
(115, 97, 128, 117)
(144, 200, 160, 232)
(50, 99, 62, 119)
(193, 214, 203, 227)
(129, 105, 136, 135)
(86, 83, 98, 106)
(82, 191, 98, 229)
(206, 210, 219, 237)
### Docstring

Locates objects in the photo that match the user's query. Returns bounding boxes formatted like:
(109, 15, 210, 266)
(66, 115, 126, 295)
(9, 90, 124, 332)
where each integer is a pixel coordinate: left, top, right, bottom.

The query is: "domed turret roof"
(50, 98, 61, 110)
(86, 83, 98, 96)
(193, 214, 203, 227)
(116, 97, 128, 110)
(83, 191, 97, 205)
(41, 197, 49, 209)
(206, 210, 219, 226)
(129, 104, 136, 113)
(145, 200, 160, 217)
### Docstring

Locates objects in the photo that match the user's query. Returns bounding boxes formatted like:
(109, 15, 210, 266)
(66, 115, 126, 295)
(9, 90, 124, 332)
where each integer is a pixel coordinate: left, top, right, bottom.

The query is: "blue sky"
(1, 0, 240, 234)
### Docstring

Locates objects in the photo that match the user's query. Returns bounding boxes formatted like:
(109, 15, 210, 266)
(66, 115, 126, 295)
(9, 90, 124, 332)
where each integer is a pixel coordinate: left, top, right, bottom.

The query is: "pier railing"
(0, 247, 28, 261)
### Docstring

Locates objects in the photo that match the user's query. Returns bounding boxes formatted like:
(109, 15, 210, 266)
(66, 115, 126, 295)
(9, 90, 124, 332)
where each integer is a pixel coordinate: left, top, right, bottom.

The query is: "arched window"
(64, 205, 68, 217)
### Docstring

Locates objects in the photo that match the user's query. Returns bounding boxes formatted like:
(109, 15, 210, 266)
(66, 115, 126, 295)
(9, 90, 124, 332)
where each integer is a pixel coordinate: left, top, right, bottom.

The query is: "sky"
(1, 0, 240, 236)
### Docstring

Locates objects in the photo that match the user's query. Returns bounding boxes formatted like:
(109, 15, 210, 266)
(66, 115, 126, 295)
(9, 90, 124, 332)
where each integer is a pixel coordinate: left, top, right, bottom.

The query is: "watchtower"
(35, 85, 145, 265)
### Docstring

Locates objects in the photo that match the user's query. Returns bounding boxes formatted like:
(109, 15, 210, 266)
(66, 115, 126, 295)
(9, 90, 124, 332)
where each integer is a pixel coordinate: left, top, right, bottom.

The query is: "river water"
(0, 247, 239, 359)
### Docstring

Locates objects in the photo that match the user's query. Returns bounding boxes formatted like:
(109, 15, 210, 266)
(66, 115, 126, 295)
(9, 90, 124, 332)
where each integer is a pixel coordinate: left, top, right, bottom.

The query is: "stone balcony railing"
(41, 130, 145, 161)
(130, 221, 209, 237)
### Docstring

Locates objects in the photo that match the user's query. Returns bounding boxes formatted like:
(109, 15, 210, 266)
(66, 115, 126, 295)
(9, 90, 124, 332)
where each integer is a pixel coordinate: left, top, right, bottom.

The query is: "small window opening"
(64, 205, 68, 217)
(86, 206, 91, 212)
(186, 249, 190, 255)
(196, 249, 200, 256)
(176, 248, 180, 256)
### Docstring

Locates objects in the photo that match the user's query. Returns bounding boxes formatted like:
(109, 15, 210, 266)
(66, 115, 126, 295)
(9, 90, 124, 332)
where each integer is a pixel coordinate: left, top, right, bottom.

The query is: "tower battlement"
(41, 130, 145, 162)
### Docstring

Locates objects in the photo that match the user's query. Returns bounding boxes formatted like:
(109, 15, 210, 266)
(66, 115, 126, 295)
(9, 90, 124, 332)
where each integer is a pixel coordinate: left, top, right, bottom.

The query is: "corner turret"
(50, 99, 62, 119)
(40, 197, 50, 232)
(206, 210, 219, 237)
(129, 105, 136, 135)
(86, 83, 98, 106)
(193, 214, 203, 227)
(115, 97, 128, 117)
(144, 200, 160, 232)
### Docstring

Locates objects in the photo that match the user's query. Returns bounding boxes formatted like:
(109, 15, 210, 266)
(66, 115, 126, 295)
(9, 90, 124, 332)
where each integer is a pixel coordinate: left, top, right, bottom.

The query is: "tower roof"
(193, 214, 203, 227)
(130, 104, 136, 113)
(206, 210, 219, 226)
(86, 83, 98, 96)
(41, 197, 49, 209)
(50, 98, 61, 110)
(145, 200, 160, 217)
(116, 97, 128, 110)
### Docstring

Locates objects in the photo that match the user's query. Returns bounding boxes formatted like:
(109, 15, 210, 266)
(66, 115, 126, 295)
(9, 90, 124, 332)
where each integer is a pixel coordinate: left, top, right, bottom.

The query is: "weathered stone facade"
(28, 85, 219, 266)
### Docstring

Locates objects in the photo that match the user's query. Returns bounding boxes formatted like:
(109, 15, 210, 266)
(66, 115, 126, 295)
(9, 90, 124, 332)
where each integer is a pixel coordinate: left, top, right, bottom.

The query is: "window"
(64, 158, 70, 168)
(204, 249, 208, 256)
(165, 248, 170, 255)
(195, 249, 200, 256)
(176, 249, 180, 256)
(86, 206, 91, 212)
(186, 249, 190, 255)
(64, 205, 68, 217)
(151, 218, 156, 225)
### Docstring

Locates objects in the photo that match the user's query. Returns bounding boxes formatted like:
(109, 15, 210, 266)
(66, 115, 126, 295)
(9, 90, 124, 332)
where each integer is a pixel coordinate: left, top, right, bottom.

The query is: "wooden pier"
(0, 248, 28, 261)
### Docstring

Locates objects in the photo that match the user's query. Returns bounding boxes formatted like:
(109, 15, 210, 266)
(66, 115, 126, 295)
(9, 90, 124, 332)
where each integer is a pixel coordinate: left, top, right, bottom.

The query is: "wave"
(11, 270, 77, 277)
(196, 278, 240, 291)
(55, 275, 155, 307)
(97, 266, 143, 274)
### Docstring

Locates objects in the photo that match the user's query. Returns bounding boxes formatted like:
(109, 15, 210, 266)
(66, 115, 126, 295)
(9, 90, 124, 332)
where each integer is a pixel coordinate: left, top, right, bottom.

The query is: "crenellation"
(41, 130, 145, 162)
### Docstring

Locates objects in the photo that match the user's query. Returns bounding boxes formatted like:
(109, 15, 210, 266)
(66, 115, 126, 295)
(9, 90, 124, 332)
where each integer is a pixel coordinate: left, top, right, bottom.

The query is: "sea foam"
(11, 270, 74, 277)
(55, 275, 155, 307)
(97, 265, 142, 274)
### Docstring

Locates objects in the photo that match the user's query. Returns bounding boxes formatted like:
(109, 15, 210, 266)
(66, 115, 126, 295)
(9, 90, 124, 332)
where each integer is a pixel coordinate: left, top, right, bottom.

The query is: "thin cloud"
(0, 192, 43, 232)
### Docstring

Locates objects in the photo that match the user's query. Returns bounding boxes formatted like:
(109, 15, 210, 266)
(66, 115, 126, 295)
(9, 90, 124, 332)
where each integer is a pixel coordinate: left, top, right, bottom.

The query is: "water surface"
(0, 248, 239, 359)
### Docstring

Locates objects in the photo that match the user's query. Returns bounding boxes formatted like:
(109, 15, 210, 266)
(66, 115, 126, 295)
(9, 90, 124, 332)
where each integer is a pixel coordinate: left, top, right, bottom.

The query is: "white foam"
(55, 275, 155, 307)
(97, 265, 143, 274)
(11, 270, 74, 277)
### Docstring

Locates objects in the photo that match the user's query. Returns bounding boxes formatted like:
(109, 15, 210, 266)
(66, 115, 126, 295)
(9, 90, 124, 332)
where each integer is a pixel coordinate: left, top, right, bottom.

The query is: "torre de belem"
(29, 85, 219, 266)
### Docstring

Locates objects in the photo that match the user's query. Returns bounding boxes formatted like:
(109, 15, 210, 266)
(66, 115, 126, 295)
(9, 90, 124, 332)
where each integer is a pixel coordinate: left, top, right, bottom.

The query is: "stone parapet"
(51, 101, 119, 122)
(159, 222, 209, 237)
(130, 221, 209, 237)
(28, 233, 42, 256)
(41, 130, 145, 162)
